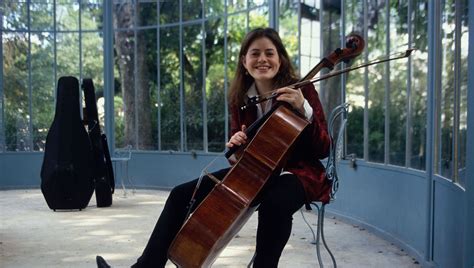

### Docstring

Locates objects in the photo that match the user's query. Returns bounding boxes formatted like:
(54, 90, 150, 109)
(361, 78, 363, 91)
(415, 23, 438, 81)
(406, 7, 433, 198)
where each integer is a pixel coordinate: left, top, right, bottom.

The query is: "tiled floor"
(0, 189, 421, 267)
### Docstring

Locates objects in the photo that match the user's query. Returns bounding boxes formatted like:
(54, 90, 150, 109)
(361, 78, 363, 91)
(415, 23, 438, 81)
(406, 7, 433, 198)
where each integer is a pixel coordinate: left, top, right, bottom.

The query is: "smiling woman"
(242, 37, 282, 91)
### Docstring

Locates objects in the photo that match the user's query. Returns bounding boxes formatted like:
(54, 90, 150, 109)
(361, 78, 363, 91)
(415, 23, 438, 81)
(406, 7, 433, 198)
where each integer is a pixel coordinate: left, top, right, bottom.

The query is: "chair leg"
(319, 204, 337, 268)
(124, 160, 135, 195)
(247, 252, 256, 267)
(314, 203, 324, 267)
(301, 203, 337, 267)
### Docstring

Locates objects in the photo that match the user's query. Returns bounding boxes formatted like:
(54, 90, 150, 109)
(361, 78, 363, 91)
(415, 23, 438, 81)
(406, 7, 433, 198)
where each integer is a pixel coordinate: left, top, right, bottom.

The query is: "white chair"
(300, 102, 350, 268)
(111, 145, 134, 197)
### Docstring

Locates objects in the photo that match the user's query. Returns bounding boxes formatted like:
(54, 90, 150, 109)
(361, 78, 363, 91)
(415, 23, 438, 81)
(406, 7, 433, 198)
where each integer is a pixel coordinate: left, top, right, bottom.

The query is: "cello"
(168, 34, 365, 267)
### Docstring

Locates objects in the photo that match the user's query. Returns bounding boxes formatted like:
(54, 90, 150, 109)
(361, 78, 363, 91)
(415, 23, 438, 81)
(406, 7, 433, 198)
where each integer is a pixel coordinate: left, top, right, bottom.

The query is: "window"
(1, 0, 104, 152)
(344, 0, 428, 170)
(437, 0, 468, 186)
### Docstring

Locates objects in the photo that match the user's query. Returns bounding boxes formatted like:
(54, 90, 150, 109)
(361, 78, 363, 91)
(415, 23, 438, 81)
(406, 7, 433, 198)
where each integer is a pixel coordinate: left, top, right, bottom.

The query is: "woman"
(97, 27, 331, 268)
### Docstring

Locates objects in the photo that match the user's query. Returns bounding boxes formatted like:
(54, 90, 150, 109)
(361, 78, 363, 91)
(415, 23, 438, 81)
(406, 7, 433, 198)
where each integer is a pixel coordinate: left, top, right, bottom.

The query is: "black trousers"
(132, 168, 306, 268)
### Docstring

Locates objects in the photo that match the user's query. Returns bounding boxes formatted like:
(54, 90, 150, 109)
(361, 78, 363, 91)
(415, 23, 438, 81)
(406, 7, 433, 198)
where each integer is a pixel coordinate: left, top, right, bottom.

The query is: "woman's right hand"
(226, 125, 247, 148)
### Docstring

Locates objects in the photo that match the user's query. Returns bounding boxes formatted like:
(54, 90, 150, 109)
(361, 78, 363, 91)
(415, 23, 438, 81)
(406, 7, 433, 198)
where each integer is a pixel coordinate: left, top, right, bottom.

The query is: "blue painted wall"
(328, 162, 429, 263)
(0, 152, 229, 190)
(325, 160, 470, 267)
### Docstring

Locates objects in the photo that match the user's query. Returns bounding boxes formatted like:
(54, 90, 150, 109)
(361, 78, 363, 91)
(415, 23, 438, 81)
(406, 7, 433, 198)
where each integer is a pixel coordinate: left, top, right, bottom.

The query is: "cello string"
(183, 152, 226, 221)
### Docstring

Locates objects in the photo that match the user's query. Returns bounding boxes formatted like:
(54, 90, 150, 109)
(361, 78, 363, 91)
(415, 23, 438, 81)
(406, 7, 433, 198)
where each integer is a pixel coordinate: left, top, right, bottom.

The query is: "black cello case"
(40, 76, 95, 210)
(82, 78, 115, 207)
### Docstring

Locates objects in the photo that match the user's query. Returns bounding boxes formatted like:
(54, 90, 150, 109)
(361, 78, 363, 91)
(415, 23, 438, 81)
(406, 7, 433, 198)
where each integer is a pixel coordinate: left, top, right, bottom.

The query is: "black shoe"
(96, 255, 111, 268)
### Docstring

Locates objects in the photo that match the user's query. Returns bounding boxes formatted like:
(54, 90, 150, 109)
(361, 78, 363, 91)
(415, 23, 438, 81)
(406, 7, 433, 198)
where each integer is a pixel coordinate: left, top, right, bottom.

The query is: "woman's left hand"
(275, 87, 305, 114)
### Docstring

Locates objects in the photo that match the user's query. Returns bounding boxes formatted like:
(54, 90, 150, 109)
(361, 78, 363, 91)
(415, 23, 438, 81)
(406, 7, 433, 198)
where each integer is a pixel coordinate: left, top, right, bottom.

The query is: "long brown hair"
(228, 27, 299, 108)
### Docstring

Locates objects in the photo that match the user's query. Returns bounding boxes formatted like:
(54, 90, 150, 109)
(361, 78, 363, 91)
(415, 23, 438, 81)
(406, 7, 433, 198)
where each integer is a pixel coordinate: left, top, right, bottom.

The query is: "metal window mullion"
(452, 0, 462, 182)
(426, 0, 442, 261)
(363, 0, 369, 161)
(341, 0, 348, 159)
(201, 2, 208, 152)
(179, 0, 185, 151)
(269, 0, 277, 29)
(134, 0, 139, 149)
(319, 0, 323, 80)
(53, 0, 57, 125)
(27, 1, 34, 151)
(434, 3, 443, 175)
(341, 0, 346, 103)
(79, 0, 84, 126)
(157, 3, 161, 150)
(246, 0, 250, 32)
(297, 0, 301, 73)
(384, 0, 390, 164)
(406, 0, 413, 167)
(223, 0, 229, 147)
(0, 6, 4, 152)
(103, 0, 115, 152)
(79, 0, 83, 80)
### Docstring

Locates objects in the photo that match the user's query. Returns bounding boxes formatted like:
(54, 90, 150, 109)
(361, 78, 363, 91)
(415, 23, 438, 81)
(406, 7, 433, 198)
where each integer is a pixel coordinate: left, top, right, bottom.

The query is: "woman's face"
(242, 37, 281, 84)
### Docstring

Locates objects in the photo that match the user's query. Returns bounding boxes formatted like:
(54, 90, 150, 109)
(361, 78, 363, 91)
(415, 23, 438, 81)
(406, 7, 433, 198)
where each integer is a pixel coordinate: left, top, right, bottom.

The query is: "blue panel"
(0, 152, 43, 189)
(432, 178, 465, 268)
(328, 162, 429, 261)
(0, 152, 229, 190)
(125, 153, 229, 189)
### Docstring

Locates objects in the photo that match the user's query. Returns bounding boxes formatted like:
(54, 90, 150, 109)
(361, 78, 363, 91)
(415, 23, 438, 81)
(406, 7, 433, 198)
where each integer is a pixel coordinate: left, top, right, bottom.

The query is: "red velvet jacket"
(229, 83, 332, 204)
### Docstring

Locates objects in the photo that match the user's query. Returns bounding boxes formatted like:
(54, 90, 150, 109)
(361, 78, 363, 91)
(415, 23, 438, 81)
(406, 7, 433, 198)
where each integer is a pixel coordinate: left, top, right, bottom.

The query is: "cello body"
(168, 104, 309, 267)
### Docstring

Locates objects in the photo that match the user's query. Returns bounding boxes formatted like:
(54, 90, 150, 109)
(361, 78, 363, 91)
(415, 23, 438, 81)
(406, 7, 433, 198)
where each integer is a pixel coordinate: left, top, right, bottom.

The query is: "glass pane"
(31, 33, 55, 152)
(249, 6, 268, 29)
(57, 32, 80, 78)
(56, 2, 80, 31)
(81, 1, 103, 30)
(2, 2, 28, 30)
(227, 14, 247, 77)
(114, 30, 136, 149)
(205, 19, 226, 152)
(159, 27, 181, 151)
(367, 1, 387, 163)
(3, 32, 31, 151)
(138, 1, 157, 26)
(228, 0, 246, 13)
(249, 0, 267, 9)
(183, 0, 202, 21)
(388, 0, 408, 166)
(82, 32, 103, 84)
(458, 0, 468, 186)
(82, 31, 104, 131)
(160, 1, 179, 24)
(183, 24, 204, 151)
(113, 1, 135, 30)
(114, 64, 125, 149)
(410, 0, 428, 170)
(320, 1, 342, 115)
(207, 0, 225, 16)
(299, 2, 321, 77)
(31, 2, 54, 31)
(439, 0, 455, 178)
(278, 1, 299, 71)
(344, 0, 364, 159)
(136, 29, 156, 150)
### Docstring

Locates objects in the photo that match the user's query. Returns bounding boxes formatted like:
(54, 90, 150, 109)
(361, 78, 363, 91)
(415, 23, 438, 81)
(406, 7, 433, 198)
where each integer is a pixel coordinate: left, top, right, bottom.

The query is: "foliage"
(2, 2, 103, 151)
